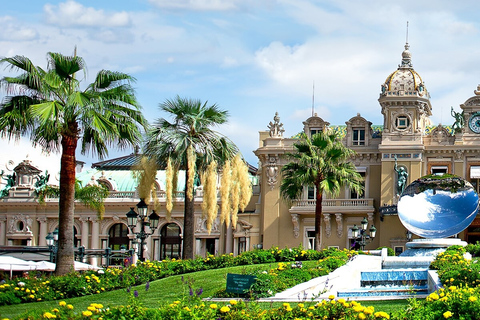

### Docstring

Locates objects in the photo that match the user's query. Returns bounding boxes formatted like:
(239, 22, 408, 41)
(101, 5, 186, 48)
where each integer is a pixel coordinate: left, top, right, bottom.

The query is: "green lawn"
(0, 262, 410, 319)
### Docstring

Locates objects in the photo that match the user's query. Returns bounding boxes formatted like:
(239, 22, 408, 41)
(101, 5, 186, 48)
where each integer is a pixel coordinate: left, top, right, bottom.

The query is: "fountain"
(338, 173, 478, 299)
(265, 173, 477, 301)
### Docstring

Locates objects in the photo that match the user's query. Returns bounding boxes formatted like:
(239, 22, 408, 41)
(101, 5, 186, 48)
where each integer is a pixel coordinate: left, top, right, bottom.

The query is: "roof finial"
(406, 21, 409, 45)
(400, 21, 412, 68)
(312, 81, 315, 117)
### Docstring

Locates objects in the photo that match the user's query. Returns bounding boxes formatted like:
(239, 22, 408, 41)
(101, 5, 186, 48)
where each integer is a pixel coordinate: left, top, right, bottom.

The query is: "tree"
(144, 96, 239, 259)
(0, 52, 147, 275)
(280, 131, 363, 250)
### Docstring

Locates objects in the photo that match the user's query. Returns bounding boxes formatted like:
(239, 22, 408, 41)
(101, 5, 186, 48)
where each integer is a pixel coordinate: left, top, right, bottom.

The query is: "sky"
(2, 0, 480, 175)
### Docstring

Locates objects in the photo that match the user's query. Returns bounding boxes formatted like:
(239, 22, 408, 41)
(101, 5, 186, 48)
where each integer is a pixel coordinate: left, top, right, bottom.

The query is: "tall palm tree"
(280, 131, 363, 250)
(144, 96, 238, 260)
(0, 52, 147, 275)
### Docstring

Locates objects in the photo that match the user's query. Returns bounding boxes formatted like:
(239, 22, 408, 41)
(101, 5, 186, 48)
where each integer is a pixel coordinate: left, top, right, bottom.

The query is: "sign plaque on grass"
(226, 273, 256, 294)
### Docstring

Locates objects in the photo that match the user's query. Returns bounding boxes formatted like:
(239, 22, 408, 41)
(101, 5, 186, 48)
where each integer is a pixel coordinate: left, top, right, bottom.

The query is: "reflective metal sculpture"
(397, 173, 479, 238)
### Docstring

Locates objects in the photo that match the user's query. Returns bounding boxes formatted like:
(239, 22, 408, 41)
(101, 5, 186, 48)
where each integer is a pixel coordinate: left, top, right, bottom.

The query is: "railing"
(292, 198, 373, 207)
(49, 185, 260, 201)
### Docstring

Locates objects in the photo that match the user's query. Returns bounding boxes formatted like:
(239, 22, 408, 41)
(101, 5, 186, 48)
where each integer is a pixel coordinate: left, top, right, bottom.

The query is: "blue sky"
(2, 0, 480, 173)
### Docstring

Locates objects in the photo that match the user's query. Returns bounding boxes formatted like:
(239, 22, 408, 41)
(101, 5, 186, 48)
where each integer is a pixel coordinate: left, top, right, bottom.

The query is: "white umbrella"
(34, 260, 56, 271)
(74, 261, 101, 271)
(0, 256, 39, 278)
(33, 260, 101, 271)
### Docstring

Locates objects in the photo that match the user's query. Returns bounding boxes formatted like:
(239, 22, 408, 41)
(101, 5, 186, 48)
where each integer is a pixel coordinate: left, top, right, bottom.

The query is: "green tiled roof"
(77, 168, 186, 192)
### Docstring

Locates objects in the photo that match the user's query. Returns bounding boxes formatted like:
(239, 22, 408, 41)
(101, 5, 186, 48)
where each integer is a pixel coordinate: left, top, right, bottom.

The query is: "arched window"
(160, 223, 181, 260)
(108, 223, 129, 250)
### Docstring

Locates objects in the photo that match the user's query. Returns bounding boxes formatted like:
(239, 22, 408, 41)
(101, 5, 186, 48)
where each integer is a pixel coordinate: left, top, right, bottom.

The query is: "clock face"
(469, 114, 480, 133)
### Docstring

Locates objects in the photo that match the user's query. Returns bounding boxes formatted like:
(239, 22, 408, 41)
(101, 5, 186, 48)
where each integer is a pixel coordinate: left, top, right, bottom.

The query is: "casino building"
(1, 41, 480, 263)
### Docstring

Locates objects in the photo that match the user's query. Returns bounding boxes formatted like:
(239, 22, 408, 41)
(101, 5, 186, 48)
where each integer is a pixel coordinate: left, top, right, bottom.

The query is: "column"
(79, 217, 90, 248)
(225, 226, 233, 254)
(90, 217, 100, 266)
(37, 217, 48, 246)
(0, 217, 6, 245)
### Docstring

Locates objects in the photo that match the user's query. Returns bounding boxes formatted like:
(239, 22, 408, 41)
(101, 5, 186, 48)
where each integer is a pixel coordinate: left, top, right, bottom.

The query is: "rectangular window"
(351, 172, 366, 199)
(394, 246, 404, 256)
(306, 230, 316, 250)
(237, 237, 246, 254)
(431, 166, 448, 175)
(307, 186, 315, 199)
(397, 116, 409, 129)
(353, 129, 365, 146)
(310, 128, 322, 138)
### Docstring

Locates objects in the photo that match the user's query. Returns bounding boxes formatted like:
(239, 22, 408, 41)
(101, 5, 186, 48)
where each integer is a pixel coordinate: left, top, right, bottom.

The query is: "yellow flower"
(469, 296, 477, 302)
(354, 305, 365, 313)
(29, 294, 34, 299)
(59, 301, 67, 307)
(229, 300, 237, 305)
(82, 311, 93, 317)
(374, 311, 390, 319)
(43, 312, 57, 319)
(328, 294, 335, 300)
(443, 311, 453, 319)
(87, 306, 96, 311)
(210, 304, 217, 309)
(183, 306, 191, 311)
(220, 306, 230, 313)
(365, 306, 374, 315)
(52, 308, 59, 313)
(358, 312, 366, 319)
(67, 304, 74, 310)
(428, 292, 439, 301)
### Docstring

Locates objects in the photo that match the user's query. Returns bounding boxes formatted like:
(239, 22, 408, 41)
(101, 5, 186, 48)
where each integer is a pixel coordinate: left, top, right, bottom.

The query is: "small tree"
(280, 131, 363, 250)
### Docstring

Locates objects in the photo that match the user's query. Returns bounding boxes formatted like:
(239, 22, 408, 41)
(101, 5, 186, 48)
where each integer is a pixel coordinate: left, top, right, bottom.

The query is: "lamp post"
(126, 199, 160, 262)
(46, 227, 59, 262)
(351, 217, 377, 251)
(406, 230, 413, 242)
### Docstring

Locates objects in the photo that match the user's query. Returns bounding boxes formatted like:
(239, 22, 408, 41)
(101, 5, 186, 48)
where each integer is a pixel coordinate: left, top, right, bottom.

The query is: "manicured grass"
(0, 261, 410, 319)
(0, 263, 271, 318)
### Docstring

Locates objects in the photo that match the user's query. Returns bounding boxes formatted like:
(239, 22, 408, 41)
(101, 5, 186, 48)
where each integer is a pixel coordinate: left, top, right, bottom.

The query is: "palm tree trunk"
(55, 134, 77, 275)
(315, 188, 323, 251)
(182, 168, 195, 260)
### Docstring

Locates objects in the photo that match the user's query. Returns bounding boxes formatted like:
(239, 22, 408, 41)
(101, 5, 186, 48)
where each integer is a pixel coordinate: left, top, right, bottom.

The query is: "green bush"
(376, 246, 395, 256)
(0, 246, 354, 306)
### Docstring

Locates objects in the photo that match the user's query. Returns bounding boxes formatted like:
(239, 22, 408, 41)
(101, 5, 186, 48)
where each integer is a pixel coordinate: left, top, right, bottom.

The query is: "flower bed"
(0, 247, 353, 306)
(4, 245, 480, 319)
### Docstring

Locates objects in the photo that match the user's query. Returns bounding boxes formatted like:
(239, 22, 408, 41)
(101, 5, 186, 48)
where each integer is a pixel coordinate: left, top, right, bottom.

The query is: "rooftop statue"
(394, 156, 408, 196)
(451, 107, 464, 134)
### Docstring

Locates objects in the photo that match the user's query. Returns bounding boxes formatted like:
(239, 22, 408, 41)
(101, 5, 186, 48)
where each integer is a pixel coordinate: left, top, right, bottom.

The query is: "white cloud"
(148, 0, 238, 11)
(0, 16, 38, 41)
(44, 1, 131, 28)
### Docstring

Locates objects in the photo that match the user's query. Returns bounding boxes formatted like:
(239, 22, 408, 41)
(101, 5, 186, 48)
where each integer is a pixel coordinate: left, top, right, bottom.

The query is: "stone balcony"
(289, 198, 375, 215)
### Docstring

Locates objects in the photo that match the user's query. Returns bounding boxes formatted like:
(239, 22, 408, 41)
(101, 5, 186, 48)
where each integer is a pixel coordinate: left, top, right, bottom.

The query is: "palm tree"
(280, 131, 363, 250)
(144, 96, 238, 260)
(0, 52, 147, 275)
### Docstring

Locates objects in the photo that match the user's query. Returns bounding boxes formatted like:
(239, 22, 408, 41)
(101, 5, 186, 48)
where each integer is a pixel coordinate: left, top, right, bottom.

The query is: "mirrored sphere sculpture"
(397, 173, 479, 238)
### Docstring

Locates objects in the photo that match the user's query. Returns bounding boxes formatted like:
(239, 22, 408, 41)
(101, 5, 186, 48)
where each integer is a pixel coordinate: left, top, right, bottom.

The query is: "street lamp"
(351, 217, 376, 251)
(126, 199, 160, 261)
(46, 230, 58, 262)
(406, 230, 413, 241)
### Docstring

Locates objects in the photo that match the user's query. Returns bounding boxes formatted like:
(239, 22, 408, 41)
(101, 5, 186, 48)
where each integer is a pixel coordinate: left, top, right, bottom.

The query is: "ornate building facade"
(1, 41, 480, 264)
(254, 42, 480, 254)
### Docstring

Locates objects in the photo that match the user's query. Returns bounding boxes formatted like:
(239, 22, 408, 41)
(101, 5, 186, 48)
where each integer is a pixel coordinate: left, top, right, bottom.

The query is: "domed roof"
(381, 43, 428, 97)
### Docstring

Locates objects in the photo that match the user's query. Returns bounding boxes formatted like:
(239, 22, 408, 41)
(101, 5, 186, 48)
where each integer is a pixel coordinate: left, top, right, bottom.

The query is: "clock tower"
(378, 42, 432, 207)
(461, 85, 480, 140)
